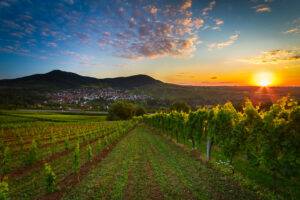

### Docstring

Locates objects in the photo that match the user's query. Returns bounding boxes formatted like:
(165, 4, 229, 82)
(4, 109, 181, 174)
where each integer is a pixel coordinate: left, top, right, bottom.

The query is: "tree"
(136, 106, 147, 116)
(107, 101, 136, 120)
(170, 100, 191, 113)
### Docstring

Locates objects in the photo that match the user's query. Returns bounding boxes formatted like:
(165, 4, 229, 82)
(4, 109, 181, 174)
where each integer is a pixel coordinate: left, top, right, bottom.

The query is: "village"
(43, 88, 149, 108)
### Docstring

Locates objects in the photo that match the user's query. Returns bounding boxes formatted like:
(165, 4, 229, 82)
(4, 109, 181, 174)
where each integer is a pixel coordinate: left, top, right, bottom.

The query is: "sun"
(258, 79, 270, 87)
(254, 72, 275, 87)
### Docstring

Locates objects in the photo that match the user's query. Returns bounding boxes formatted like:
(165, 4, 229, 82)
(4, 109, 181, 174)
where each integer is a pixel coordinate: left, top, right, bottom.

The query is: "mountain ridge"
(0, 69, 162, 90)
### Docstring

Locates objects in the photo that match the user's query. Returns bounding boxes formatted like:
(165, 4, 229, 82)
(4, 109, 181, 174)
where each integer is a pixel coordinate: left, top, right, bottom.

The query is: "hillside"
(1, 70, 300, 108)
(0, 70, 161, 90)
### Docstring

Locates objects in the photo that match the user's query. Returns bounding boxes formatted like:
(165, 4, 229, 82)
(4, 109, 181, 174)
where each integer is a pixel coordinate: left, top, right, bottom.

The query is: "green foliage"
(73, 142, 80, 174)
(24, 139, 38, 165)
(65, 136, 70, 150)
(136, 106, 147, 116)
(97, 139, 102, 155)
(0, 181, 9, 200)
(37, 134, 42, 147)
(51, 136, 57, 155)
(170, 100, 191, 113)
(87, 145, 93, 163)
(1, 147, 10, 175)
(143, 96, 300, 195)
(107, 101, 136, 120)
(44, 163, 56, 194)
(19, 137, 24, 150)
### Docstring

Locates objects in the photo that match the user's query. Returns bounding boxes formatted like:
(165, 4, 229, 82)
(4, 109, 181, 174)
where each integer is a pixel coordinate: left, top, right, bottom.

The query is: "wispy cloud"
(202, 1, 216, 16)
(207, 33, 239, 50)
(282, 27, 299, 34)
(60, 51, 92, 60)
(283, 18, 300, 34)
(252, 4, 271, 12)
(80, 62, 103, 67)
(73, 32, 91, 43)
(115, 63, 129, 68)
(240, 49, 300, 64)
(43, 42, 58, 47)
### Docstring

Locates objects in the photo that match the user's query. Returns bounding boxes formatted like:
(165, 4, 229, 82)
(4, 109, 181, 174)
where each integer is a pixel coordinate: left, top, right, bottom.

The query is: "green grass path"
(62, 125, 256, 200)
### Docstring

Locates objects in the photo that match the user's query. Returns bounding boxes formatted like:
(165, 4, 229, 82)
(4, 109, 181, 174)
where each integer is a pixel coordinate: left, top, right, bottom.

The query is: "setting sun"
(258, 80, 270, 87)
(254, 72, 275, 87)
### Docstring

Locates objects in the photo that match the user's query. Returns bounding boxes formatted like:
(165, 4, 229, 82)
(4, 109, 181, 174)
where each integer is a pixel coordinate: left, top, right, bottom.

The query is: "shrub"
(65, 136, 70, 150)
(25, 139, 38, 165)
(37, 134, 42, 147)
(0, 181, 9, 200)
(73, 142, 80, 174)
(1, 147, 10, 175)
(87, 145, 92, 163)
(19, 137, 24, 150)
(45, 163, 56, 194)
(107, 101, 136, 120)
(97, 139, 102, 155)
(136, 106, 147, 116)
(170, 100, 191, 113)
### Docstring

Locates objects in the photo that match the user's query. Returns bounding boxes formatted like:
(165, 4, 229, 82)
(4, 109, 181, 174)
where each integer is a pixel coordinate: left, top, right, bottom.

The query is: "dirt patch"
(123, 158, 136, 199)
(144, 159, 165, 200)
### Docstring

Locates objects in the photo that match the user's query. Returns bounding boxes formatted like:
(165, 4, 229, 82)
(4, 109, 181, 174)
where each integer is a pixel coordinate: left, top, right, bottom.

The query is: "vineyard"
(140, 96, 300, 199)
(0, 97, 299, 200)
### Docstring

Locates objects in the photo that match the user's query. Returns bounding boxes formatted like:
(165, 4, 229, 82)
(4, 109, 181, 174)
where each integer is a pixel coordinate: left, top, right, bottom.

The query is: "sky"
(0, 0, 299, 86)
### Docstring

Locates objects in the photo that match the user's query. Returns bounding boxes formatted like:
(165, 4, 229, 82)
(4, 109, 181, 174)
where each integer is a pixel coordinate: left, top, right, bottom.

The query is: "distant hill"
(1, 70, 300, 107)
(0, 70, 162, 90)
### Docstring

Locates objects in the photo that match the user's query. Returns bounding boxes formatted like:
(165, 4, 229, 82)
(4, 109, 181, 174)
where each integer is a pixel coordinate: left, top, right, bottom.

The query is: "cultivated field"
(0, 110, 298, 200)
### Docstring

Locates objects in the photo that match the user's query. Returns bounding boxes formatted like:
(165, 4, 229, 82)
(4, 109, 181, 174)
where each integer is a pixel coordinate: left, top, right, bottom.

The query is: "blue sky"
(0, 0, 299, 86)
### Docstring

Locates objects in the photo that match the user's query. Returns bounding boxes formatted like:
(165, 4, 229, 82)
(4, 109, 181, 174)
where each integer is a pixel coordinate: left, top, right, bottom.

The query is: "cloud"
(80, 62, 103, 67)
(128, 17, 136, 27)
(0, 0, 225, 60)
(240, 49, 300, 64)
(10, 32, 25, 38)
(214, 19, 224, 25)
(175, 72, 197, 78)
(2, 20, 22, 30)
(282, 27, 299, 34)
(180, 0, 192, 11)
(143, 5, 158, 15)
(44, 42, 57, 47)
(0, 1, 10, 7)
(207, 33, 239, 50)
(74, 32, 91, 42)
(115, 63, 129, 68)
(202, 1, 216, 15)
(0, 46, 47, 60)
(60, 51, 91, 60)
(118, 36, 197, 59)
(252, 4, 271, 12)
(210, 76, 217, 79)
(65, 0, 74, 5)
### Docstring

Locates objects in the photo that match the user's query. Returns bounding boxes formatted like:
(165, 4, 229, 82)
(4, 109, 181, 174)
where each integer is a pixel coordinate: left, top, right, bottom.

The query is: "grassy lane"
(63, 126, 257, 200)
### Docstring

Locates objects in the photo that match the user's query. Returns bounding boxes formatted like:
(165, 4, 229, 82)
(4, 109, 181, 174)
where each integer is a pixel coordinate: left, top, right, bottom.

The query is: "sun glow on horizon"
(254, 72, 275, 87)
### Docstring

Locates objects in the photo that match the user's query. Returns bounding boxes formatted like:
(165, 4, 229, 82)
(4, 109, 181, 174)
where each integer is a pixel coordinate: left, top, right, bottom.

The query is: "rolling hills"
(1, 70, 300, 107)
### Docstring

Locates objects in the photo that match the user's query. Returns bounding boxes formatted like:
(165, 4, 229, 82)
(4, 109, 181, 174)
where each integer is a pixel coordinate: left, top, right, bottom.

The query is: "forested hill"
(1, 70, 300, 107)
(0, 70, 162, 90)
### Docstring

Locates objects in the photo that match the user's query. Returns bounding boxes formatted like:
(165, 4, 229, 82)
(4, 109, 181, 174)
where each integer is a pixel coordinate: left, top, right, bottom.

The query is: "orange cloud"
(240, 49, 300, 64)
